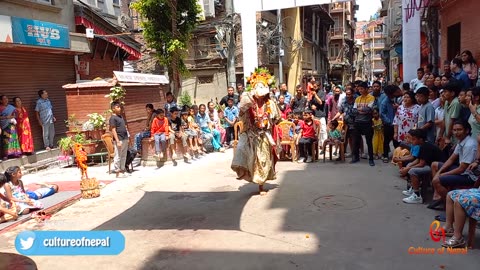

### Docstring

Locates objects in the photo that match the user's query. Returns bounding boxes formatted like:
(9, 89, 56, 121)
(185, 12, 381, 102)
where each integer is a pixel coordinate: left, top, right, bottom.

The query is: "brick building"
(73, 1, 141, 80)
(328, 0, 357, 86)
(439, 0, 480, 64)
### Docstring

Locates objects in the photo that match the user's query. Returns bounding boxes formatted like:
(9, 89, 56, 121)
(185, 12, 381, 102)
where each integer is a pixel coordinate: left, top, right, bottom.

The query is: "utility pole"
(225, 0, 236, 88)
(277, 9, 283, 84)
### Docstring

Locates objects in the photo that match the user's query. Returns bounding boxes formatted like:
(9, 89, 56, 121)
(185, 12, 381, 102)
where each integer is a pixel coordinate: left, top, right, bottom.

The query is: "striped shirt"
(353, 94, 375, 123)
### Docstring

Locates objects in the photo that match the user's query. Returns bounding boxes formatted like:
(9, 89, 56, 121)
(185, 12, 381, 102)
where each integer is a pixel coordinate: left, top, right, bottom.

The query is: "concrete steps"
(0, 148, 71, 174)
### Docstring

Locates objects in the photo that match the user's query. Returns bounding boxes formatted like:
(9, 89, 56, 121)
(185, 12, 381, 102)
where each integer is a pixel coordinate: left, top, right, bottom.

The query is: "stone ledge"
(2, 0, 62, 13)
(0, 148, 64, 173)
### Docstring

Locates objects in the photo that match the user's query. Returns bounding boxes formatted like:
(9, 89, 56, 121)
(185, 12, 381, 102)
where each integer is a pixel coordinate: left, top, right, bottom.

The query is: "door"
(447, 23, 461, 61)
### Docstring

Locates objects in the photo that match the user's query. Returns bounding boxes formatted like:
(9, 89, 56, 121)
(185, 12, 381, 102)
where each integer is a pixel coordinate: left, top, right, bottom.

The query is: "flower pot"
(61, 149, 73, 156)
(66, 130, 86, 138)
(82, 143, 97, 155)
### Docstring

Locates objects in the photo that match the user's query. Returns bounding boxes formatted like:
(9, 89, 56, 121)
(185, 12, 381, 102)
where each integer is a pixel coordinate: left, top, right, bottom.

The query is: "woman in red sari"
(13, 97, 34, 154)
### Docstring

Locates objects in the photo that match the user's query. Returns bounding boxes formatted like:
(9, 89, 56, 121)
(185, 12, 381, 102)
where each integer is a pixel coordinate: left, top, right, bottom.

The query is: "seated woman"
(431, 121, 478, 209)
(434, 181, 480, 248)
(3, 166, 43, 215)
(0, 173, 18, 223)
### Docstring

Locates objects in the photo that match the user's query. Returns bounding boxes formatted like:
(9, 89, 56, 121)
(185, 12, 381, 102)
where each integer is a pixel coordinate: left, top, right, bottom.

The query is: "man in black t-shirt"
(219, 86, 239, 106)
(307, 82, 327, 146)
(109, 102, 129, 177)
(290, 84, 307, 114)
(403, 129, 445, 204)
(168, 107, 190, 160)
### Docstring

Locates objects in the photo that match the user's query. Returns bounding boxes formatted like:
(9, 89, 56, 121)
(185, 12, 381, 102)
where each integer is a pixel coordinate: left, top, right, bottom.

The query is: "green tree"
(131, 0, 200, 97)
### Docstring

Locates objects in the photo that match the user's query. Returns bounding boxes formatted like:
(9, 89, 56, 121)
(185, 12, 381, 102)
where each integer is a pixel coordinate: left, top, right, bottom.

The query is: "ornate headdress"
(246, 67, 276, 96)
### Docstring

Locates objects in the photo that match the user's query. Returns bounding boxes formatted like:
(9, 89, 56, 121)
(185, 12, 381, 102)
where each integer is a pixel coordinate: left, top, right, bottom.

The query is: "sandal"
(31, 211, 51, 222)
(427, 200, 445, 210)
(442, 236, 466, 248)
(432, 227, 454, 237)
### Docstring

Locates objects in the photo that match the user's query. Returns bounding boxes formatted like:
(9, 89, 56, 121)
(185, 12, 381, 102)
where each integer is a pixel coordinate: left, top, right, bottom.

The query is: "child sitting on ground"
(0, 173, 18, 223)
(3, 166, 43, 215)
(372, 109, 384, 160)
(323, 119, 343, 157)
(26, 183, 59, 200)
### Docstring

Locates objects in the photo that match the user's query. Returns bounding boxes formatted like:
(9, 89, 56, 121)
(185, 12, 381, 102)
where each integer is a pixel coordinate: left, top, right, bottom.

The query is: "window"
(329, 44, 340, 58)
(113, 0, 119, 5)
(36, 0, 53, 4)
(85, 0, 98, 7)
(198, 75, 214, 84)
(333, 17, 340, 30)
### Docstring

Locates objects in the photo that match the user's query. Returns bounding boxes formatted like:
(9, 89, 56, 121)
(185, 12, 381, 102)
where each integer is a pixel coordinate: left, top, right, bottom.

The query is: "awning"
(75, 16, 141, 60)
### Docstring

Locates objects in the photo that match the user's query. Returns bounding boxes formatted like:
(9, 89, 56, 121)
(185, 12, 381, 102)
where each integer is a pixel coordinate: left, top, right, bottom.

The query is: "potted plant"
(58, 137, 74, 156)
(85, 113, 106, 140)
(72, 132, 97, 155)
(65, 114, 85, 137)
(105, 86, 126, 104)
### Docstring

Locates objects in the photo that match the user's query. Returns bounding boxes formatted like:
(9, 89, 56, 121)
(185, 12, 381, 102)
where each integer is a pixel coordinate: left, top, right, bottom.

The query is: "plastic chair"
(101, 132, 115, 174)
(277, 121, 296, 162)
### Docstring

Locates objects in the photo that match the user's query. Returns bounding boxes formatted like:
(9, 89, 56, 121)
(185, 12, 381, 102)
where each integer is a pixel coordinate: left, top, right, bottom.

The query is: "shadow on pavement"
(94, 183, 278, 231)
(94, 162, 480, 269)
(0, 252, 37, 270)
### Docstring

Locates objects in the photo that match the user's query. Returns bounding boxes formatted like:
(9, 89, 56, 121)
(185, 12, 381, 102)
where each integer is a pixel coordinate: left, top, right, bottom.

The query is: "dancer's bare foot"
(259, 185, 267, 196)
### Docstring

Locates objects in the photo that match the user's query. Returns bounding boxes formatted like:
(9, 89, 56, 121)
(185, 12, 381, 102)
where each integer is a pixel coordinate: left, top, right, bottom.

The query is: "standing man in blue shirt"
(35, 89, 56, 150)
(223, 97, 239, 147)
(380, 85, 402, 163)
(451, 58, 471, 90)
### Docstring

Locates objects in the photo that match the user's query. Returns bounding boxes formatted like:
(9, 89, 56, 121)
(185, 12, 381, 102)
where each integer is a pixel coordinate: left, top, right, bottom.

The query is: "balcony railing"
(192, 45, 219, 59)
(330, 28, 347, 39)
(372, 43, 385, 48)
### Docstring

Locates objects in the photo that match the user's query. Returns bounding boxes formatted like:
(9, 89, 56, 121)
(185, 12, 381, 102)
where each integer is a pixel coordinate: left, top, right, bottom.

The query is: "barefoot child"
(323, 119, 343, 157)
(181, 108, 199, 157)
(189, 106, 204, 154)
(0, 173, 18, 223)
(3, 166, 43, 215)
(26, 183, 59, 200)
(372, 109, 384, 159)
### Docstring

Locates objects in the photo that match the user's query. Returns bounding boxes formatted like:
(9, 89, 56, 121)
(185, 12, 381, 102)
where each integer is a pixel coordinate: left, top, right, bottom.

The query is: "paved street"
(0, 150, 479, 269)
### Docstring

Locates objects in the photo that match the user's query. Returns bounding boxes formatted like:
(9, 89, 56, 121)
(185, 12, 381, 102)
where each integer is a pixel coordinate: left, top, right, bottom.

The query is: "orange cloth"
(151, 117, 169, 137)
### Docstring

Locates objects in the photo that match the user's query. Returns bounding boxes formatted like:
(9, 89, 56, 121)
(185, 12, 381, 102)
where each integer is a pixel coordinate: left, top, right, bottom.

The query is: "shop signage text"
(11, 17, 70, 49)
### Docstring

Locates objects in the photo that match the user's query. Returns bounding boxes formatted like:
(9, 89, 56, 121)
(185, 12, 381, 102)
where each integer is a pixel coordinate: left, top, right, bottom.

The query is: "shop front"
(0, 15, 90, 151)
